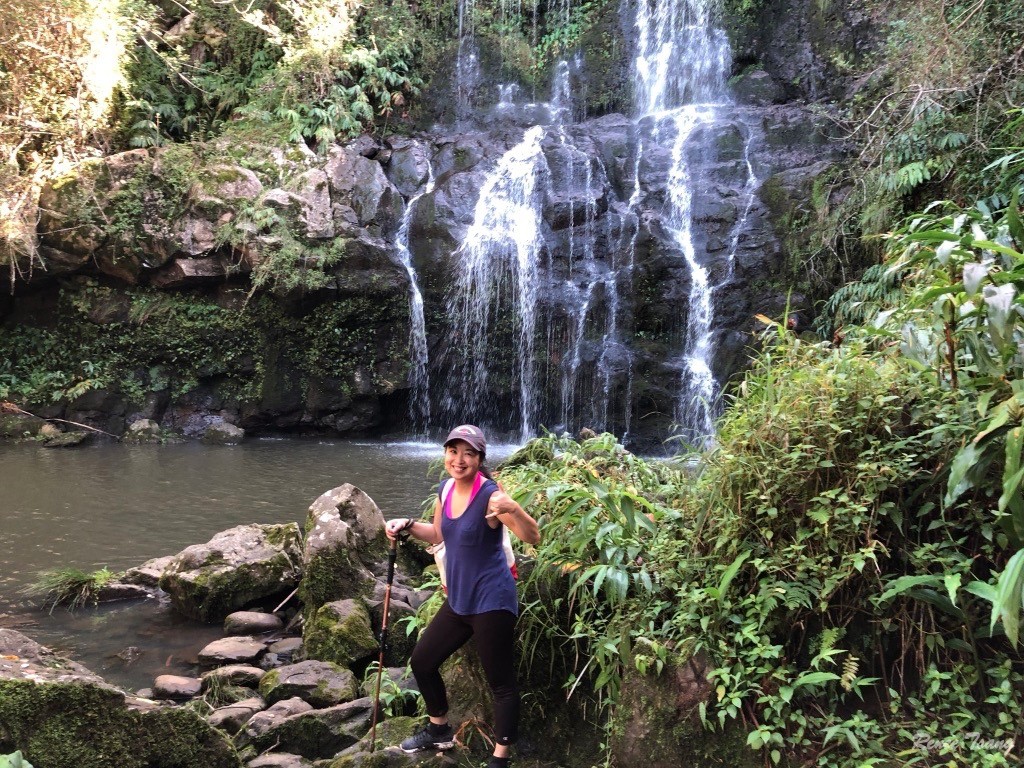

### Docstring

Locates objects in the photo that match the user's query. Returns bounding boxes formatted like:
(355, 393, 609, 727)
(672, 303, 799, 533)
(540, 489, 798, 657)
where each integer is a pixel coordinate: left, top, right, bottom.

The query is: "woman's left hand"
(485, 490, 516, 520)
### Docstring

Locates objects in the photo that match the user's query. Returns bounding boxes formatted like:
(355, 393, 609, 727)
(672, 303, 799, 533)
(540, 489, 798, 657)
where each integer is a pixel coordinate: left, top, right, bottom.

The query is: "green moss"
(302, 600, 378, 667)
(0, 680, 241, 768)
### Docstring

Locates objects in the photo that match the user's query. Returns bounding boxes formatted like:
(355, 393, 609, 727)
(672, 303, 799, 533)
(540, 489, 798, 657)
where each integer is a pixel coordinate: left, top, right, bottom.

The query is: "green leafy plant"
(361, 661, 424, 718)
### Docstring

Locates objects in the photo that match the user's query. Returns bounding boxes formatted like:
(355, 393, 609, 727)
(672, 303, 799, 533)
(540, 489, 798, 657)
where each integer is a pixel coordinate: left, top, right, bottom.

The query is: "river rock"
(94, 582, 154, 602)
(225, 610, 285, 636)
(247, 754, 312, 768)
(122, 555, 175, 587)
(43, 430, 95, 448)
(258, 660, 358, 708)
(366, 585, 417, 665)
(159, 522, 303, 622)
(299, 485, 390, 614)
(268, 637, 303, 661)
(242, 697, 315, 738)
(241, 697, 374, 759)
(202, 664, 266, 689)
(0, 412, 46, 439)
(198, 636, 267, 666)
(153, 674, 203, 700)
(0, 629, 241, 768)
(302, 598, 378, 668)
(208, 695, 266, 734)
(125, 418, 162, 443)
(201, 420, 245, 445)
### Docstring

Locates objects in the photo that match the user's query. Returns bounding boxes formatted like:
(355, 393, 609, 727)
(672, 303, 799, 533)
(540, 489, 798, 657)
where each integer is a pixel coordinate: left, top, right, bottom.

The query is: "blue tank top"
(440, 476, 519, 617)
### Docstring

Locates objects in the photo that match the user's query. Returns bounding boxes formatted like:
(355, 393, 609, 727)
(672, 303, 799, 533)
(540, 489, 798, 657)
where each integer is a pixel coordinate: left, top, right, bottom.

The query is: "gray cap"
(443, 424, 486, 454)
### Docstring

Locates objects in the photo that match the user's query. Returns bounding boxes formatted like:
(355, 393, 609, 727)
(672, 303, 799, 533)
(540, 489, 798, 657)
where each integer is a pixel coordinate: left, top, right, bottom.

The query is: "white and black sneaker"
(400, 723, 456, 753)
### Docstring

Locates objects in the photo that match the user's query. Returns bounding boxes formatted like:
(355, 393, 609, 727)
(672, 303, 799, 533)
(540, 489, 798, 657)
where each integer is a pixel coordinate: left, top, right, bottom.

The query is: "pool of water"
(0, 437, 519, 691)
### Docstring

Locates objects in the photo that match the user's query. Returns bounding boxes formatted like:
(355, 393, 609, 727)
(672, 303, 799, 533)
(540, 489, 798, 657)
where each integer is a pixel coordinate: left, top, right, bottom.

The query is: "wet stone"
(225, 610, 284, 636)
(243, 697, 315, 738)
(246, 753, 312, 768)
(198, 636, 266, 666)
(267, 637, 302, 660)
(208, 695, 265, 734)
(201, 663, 266, 688)
(153, 674, 202, 700)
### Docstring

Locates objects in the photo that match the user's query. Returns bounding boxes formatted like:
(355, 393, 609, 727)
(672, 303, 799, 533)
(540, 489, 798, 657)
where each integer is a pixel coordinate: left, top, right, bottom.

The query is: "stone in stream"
(153, 674, 203, 700)
(268, 636, 303, 661)
(207, 695, 266, 734)
(201, 421, 245, 445)
(241, 696, 315, 738)
(246, 753, 312, 768)
(198, 636, 267, 666)
(225, 610, 285, 636)
(159, 522, 303, 623)
(201, 663, 266, 689)
(300, 485, 391, 616)
(258, 659, 359, 708)
(122, 555, 175, 588)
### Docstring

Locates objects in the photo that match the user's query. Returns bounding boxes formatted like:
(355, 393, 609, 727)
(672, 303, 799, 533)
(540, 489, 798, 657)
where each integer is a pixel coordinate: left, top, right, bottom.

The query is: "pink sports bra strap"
(443, 472, 485, 518)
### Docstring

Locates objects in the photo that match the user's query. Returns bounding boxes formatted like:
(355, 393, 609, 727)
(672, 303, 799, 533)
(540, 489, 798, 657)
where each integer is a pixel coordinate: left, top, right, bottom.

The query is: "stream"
(0, 438, 517, 692)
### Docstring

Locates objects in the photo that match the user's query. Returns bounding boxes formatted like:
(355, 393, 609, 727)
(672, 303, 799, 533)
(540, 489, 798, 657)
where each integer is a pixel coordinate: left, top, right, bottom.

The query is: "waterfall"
(422, 0, 755, 446)
(395, 157, 436, 434)
(633, 0, 732, 446)
(455, 0, 480, 119)
(441, 126, 548, 441)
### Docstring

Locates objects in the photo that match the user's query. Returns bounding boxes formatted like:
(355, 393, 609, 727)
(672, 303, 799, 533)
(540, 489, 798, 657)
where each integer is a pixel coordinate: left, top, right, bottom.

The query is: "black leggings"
(410, 601, 520, 746)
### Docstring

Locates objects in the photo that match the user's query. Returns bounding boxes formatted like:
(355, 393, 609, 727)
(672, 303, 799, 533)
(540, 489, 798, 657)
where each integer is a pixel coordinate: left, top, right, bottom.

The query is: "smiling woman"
(384, 424, 539, 768)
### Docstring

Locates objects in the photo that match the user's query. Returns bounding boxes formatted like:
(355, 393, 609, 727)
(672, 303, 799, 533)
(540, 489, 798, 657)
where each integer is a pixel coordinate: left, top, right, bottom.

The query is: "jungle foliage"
(498, 330, 1021, 766)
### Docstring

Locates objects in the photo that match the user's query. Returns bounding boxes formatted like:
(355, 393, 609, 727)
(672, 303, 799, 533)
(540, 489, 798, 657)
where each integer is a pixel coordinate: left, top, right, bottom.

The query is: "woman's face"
(444, 440, 482, 481)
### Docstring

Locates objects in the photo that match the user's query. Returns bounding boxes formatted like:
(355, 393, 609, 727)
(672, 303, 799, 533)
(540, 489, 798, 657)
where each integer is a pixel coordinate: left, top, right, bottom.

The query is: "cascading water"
(440, 126, 548, 441)
(633, 0, 733, 445)
(416, 0, 762, 447)
(455, 0, 480, 120)
(395, 158, 436, 434)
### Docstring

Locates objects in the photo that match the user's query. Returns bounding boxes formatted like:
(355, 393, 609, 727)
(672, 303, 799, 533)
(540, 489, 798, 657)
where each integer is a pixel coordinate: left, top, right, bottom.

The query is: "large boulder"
(299, 485, 389, 614)
(0, 629, 241, 768)
(159, 523, 303, 623)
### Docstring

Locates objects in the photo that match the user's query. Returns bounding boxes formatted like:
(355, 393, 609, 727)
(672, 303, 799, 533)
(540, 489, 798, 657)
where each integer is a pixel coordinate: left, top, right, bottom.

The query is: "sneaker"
(400, 723, 456, 753)
(484, 757, 511, 768)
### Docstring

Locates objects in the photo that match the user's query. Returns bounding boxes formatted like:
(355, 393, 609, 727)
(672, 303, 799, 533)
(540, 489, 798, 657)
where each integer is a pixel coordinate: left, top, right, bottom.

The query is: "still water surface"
(0, 438, 517, 691)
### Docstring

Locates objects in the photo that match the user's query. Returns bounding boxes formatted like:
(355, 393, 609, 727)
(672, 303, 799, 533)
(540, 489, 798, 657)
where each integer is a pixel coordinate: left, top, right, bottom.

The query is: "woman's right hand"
(386, 518, 413, 541)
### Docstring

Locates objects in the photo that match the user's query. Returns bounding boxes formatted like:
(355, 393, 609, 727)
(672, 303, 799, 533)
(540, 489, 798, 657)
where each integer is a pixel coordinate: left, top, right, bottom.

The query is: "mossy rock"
(0, 680, 241, 768)
(300, 485, 389, 618)
(608, 656, 762, 768)
(302, 599, 378, 668)
(159, 523, 303, 623)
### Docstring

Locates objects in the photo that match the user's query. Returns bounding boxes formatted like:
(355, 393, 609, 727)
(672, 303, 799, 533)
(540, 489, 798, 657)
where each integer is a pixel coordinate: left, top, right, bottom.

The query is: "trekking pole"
(369, 534, 399, 752)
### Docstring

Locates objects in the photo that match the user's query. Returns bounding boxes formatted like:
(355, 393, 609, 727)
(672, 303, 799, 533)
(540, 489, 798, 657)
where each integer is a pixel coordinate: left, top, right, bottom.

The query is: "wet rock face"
(11, 31, 847, 450)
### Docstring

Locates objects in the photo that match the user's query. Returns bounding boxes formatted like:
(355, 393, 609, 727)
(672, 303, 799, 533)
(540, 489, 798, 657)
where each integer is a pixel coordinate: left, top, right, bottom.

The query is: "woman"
(385, 424, 541, 768)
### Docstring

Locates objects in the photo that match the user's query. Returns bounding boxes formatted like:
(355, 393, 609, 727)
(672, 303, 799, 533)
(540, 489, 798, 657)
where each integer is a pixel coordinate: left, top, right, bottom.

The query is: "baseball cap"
(443, 424, 486, 454)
